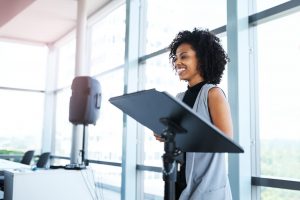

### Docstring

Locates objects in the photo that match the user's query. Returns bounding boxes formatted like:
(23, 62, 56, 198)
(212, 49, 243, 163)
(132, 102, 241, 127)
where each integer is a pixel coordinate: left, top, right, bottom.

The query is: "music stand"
(109, 89, 244, 200)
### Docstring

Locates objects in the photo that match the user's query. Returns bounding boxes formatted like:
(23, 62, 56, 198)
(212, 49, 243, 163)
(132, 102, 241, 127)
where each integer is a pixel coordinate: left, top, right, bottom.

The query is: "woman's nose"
(175, 59, 182, 67)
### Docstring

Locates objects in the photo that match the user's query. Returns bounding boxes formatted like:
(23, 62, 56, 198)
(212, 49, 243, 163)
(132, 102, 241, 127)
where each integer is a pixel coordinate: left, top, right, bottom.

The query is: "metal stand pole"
(162, 130, 177, 200)
(159, 118, 186, 200)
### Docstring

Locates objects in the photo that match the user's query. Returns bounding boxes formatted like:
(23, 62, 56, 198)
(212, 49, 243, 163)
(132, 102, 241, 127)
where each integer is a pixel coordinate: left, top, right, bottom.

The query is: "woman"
(155, 28, 233, 200)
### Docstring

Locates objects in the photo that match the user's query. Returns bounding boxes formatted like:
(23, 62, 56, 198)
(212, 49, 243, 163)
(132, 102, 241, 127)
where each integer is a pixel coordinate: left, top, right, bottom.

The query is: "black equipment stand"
(109, 89, 244, 200)
(80, 125, 89, 167)
(160, 118, 185, 200)
(65, 125, 88, 170)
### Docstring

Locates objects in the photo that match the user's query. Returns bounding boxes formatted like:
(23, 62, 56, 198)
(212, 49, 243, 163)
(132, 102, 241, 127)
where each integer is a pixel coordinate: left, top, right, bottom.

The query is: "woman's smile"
(177, 67, 187, 76)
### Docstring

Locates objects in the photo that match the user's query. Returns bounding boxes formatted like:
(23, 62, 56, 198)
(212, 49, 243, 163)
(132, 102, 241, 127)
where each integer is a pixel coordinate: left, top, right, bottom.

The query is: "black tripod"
(160, 118, 185, 200)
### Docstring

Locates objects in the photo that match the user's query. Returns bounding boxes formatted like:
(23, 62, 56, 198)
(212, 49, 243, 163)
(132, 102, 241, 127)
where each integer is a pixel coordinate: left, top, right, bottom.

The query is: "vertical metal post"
(122, 0, 140, 199)
(227, 0, 252, 199)
(42, 45, 58, 156)
(70, 0, 88, 165)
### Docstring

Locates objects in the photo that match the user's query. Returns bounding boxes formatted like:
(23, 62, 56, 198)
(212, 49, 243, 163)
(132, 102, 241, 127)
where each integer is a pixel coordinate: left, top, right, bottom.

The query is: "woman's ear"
(197, 62, 204, 76)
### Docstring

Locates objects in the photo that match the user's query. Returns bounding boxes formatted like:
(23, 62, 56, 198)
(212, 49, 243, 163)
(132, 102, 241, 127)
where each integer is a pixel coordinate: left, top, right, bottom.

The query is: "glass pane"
(88, 69, 124, 162)
(255, 0, 289, 13)
(257, 12, 300, 179)
(51, 158, 70, 166)
(141, 52, 186, 95)
(0, 90, 43, 153)
(139, 52, 186, 167)
(261, 187, 300, 200)
(90, 164, 121, 200)
(142, 0, 227, 55)
(143, 171, 164, 200)
(219, 35, 228, 95)
(57, 39, 76, 89)
(0, 41, 47, 90)
(54, 88, 72, 157)
(90, 4, 126, 75)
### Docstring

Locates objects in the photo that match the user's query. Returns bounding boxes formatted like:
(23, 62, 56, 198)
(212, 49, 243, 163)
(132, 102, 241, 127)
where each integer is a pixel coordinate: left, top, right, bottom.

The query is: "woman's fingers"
(153, 133, 165, 142)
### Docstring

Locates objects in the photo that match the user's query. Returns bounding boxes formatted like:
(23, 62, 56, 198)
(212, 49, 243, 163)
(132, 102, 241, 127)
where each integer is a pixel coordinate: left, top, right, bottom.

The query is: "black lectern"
(109, 89, 244, 200)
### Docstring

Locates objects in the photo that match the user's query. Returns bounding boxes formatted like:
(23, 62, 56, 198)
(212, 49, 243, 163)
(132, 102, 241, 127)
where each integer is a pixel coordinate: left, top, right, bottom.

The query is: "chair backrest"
(20, 150, 35, 165)
(36, 152, 50, 168)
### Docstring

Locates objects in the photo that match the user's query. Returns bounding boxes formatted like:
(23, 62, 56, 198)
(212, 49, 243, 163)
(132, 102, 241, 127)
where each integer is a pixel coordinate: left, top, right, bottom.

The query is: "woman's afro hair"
(169, 28, 229, 84)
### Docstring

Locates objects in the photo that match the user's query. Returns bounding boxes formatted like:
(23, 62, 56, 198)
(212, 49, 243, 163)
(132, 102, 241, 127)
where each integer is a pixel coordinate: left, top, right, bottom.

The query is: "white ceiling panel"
(0, 0, 111, 44)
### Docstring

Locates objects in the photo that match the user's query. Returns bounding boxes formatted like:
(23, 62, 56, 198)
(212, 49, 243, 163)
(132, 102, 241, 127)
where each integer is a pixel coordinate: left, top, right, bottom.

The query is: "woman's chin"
(179, 76, 187, 81)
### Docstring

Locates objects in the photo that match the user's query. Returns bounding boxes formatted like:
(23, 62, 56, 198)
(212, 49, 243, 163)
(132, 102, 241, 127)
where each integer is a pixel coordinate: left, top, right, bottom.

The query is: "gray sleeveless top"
(176, 84, 232, 200)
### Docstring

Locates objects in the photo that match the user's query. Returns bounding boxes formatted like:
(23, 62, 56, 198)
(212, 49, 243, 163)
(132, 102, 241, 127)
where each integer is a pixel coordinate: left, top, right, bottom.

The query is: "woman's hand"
(153, 133, 165, 142)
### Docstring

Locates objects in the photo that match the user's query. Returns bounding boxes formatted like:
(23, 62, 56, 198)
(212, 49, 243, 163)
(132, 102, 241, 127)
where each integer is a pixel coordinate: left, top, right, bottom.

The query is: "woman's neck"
(188, 77, 205, 87)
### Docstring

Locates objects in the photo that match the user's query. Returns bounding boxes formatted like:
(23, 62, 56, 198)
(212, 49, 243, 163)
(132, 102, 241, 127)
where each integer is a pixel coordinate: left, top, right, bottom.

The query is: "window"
(0, 41, 47, 90)
(0, 41, 47, 154)
(87, 70, 124, 199)
(0, 90, 44, 153)
(88, 69, 124, 163)
(54, 38, 76, 157)
(54, 88, 72, 157)
(90, 164, 121, 199)
(257, 11, 300, 199)
(143, 171, 164, 199)
(255, 0, 290, 13)
(90, 4, 126, 75)
(142, 0, 227, 55)
(88, 3, 126, 162)
(218, 35, 228, 95)
(57, 39, 76, 89)
(261, 187, 300, 200)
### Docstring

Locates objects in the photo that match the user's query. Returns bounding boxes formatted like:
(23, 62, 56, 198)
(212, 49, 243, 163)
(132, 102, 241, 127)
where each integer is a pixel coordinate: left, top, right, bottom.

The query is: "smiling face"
(174, 43, 204, 86)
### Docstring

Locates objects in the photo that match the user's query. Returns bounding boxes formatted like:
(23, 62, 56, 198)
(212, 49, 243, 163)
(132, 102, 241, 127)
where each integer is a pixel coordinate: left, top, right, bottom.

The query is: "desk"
(0, 158, 31, 182)
(0, 159, 31, 200)
(0, 159, 31, 175)
(4, 168, 97, 200)
(0, 159, 31, 171)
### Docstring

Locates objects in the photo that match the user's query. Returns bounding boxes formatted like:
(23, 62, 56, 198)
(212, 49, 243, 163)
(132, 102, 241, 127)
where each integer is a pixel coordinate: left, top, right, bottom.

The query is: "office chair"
(36, 152, 50, 168)
(20, 150, 35, 165)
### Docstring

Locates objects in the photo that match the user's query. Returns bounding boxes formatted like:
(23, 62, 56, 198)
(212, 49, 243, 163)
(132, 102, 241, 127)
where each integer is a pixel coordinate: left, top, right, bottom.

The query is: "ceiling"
(0, 0, 111, 45)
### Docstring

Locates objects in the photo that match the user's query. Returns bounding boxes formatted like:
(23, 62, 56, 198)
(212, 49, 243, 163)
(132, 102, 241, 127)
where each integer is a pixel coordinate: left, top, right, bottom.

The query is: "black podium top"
(109, 89, 244, 153)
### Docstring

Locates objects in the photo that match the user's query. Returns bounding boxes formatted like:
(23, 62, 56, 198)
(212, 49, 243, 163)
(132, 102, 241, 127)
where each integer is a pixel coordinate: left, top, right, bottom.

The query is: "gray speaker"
(69, 76, 101, 125)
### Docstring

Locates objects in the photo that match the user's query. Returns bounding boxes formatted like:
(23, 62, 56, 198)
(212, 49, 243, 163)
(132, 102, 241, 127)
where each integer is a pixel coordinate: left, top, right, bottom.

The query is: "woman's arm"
(208, 87, 233, 139)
